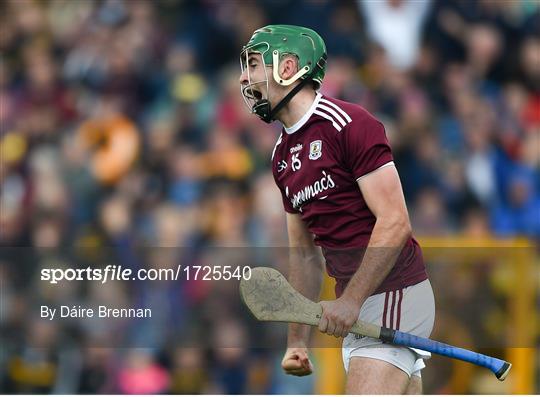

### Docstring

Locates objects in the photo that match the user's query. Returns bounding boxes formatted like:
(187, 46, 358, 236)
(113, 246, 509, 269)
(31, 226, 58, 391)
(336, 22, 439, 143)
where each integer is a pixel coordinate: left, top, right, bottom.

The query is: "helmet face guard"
(239, 45, 272, 122)
(239, 25, 327, 123)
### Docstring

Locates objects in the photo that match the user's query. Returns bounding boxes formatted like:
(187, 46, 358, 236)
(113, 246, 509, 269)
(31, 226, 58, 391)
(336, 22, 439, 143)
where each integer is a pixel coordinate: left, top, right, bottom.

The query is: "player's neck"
(276, 88, 317, 129)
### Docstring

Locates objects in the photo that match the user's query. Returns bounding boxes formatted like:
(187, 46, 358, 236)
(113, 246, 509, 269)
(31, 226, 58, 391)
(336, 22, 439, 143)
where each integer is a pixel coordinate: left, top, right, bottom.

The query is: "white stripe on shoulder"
(320, 98, 352, 123)
(316, 103, 346, 127)
(313, 109, 342, 131)
(271, 133, 283, 161)
(355, 161, 395, 182)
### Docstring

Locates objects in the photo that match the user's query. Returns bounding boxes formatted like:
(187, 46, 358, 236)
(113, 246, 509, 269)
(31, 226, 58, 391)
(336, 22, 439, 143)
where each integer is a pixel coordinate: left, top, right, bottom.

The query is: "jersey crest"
(309, 140, 322, 160)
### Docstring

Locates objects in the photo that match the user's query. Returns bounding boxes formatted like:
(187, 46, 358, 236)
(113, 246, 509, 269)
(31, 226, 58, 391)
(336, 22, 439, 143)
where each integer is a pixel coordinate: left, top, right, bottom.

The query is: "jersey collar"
(284, 92, 322, 135)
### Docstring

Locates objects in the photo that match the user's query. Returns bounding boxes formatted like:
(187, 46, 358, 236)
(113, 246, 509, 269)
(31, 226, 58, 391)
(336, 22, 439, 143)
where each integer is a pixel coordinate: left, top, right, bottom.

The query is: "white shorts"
(342, 279, 435, 377)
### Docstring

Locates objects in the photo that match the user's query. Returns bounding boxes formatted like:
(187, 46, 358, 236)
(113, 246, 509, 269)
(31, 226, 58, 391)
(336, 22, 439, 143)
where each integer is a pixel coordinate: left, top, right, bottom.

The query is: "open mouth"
(244, 86, 263, 101)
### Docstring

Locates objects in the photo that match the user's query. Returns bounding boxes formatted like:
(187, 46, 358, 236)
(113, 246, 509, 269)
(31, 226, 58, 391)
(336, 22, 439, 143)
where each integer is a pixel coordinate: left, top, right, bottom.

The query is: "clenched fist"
(281, 347, 313, 376)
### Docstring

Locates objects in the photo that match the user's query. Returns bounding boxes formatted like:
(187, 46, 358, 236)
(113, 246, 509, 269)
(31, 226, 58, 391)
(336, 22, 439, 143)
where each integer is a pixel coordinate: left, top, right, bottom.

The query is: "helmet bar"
(272, 50, 310, 86)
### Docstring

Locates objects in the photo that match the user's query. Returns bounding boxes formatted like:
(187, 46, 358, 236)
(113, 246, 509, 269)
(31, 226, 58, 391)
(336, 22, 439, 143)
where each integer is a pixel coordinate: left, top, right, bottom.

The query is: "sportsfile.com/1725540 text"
(40, 265, 252, 284)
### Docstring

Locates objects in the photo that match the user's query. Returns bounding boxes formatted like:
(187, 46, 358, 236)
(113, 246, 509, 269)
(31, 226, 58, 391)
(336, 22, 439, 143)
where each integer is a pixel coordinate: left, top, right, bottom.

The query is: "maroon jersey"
(272, 93, 427, 297)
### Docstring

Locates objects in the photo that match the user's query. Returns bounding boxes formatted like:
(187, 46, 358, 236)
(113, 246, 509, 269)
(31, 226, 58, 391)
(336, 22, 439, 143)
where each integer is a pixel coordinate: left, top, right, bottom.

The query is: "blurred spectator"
(77, 115, 140, 185)
(2, 321, 58, 393)
(169, 348, 208, 394)
(76, 348, 115, 393)
(412, 188, 451, 235)
(211, 320, 249, 394)
(116, 350, 169, 394)
(491, 168, 540, 237)
(358, 0, 432, 70)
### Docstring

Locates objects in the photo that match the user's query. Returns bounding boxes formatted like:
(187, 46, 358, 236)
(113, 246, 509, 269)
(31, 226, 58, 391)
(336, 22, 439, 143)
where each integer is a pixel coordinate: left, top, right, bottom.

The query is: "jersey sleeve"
(341, 113, 393, 180)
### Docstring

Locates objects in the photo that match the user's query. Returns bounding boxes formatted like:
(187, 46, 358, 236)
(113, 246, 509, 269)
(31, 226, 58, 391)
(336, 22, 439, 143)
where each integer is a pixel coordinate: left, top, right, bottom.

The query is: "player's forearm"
(341, 215, 411, 306)
(287, 247, 324, 346)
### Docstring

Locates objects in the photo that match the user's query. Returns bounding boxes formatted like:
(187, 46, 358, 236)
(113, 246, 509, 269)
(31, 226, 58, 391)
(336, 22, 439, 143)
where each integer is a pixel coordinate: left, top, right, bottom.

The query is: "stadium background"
(0, 0, 538, 394)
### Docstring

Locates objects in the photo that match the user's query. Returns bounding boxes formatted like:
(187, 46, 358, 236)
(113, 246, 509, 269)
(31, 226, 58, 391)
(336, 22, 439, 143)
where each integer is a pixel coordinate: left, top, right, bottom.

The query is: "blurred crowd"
(0, 0, 539, 394)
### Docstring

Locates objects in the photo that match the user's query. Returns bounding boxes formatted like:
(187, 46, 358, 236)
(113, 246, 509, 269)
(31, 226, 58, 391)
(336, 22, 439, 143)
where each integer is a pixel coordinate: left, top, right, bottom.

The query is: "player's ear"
(279, 56, 299, 80)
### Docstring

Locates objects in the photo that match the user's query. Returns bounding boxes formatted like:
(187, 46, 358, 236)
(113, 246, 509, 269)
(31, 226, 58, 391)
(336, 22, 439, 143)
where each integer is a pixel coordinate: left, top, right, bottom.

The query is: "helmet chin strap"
(253, 53, 327, 124)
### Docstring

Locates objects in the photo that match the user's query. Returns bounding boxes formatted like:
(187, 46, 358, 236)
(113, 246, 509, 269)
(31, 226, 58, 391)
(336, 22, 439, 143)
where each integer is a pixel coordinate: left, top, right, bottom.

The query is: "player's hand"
(281, 346, 313, 376)
(319, 297, 362, 338)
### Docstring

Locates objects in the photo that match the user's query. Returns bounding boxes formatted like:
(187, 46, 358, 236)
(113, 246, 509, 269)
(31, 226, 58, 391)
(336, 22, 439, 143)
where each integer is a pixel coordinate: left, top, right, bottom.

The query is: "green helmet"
(241, 24, 327, 88)
(240, 25, 327, 123)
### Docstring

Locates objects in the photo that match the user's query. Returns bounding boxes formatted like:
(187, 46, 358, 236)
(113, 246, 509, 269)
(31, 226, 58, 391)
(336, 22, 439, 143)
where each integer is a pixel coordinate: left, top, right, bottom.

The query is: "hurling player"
(239, 25, 435, 394)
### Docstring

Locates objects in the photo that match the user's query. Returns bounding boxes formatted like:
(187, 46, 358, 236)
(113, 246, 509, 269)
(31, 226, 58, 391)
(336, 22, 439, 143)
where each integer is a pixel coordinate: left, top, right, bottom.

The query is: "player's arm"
(319, 164, 411, 337)
(282, 212, 324, 376)
(345, 164, 411, 303)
